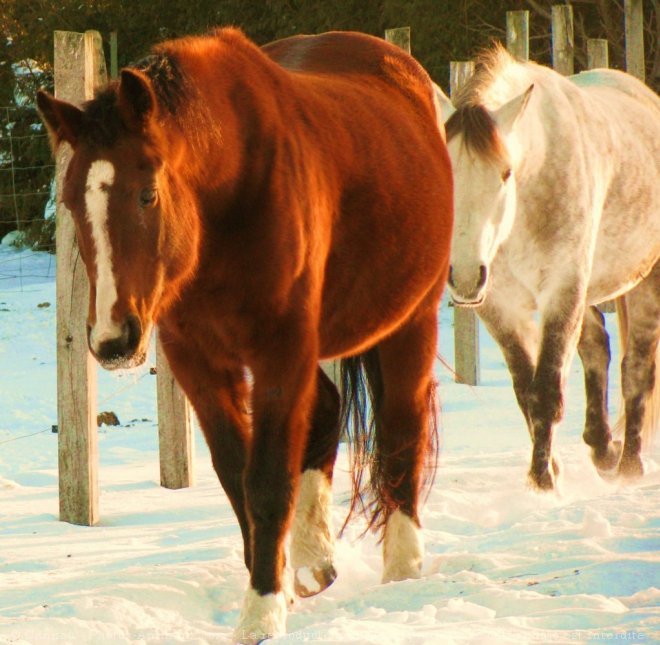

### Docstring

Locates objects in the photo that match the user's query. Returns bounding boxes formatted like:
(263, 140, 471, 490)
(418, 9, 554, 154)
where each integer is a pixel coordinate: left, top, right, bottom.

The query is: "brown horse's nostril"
(125, 314, 142, 354)
(477, 264, 488, 289)
(93, 315, 142, 363)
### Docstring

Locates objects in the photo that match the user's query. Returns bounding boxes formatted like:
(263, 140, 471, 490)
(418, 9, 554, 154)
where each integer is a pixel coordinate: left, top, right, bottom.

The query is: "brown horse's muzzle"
(87, 314, 146, 370)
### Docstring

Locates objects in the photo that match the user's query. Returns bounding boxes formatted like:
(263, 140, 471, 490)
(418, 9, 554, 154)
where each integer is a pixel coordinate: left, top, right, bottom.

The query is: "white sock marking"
(234, 587, 287, 644)
(84, 160, 121, 349)
(382, 508, 424, 583)
(291, 469, 334, 570)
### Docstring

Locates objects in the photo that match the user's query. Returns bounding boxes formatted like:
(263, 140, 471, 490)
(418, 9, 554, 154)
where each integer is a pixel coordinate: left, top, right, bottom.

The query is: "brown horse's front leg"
(234, 351, 317, 644)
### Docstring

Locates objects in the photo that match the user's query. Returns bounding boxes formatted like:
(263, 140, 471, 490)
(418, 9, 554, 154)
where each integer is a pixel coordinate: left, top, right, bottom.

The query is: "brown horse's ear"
(36, 90, 84, 150)
(118, 68, 157, 131)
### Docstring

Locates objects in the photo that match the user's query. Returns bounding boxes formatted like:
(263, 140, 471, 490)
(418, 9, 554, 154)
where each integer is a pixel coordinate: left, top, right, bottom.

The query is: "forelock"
(445, 104, 507, 163)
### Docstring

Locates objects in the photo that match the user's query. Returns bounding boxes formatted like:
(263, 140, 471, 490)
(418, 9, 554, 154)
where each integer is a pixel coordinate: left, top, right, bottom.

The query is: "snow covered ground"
(1, 243, 658, 644)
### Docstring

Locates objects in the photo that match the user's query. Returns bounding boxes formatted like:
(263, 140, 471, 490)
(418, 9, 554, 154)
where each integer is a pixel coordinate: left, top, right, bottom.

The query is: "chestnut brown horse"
(38, 28, 452, 643)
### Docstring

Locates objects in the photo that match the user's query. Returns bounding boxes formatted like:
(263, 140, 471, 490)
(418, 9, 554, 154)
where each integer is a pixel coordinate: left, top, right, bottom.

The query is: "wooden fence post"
(587, 38, 609, 69)
(624, 0, 645, 81)
(506, 11, 530, 60)
(110, 31, 119, 80)
(552, 4, 575, 75)
(156, 337, 195, 488)
(385, 27, 411, 54)
(450, 61, 479, 386)
(55, 31, 106, 526)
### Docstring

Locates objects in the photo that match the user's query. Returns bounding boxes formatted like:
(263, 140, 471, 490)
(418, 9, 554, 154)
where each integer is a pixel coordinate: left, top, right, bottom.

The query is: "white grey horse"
(442, 45, 660, 489)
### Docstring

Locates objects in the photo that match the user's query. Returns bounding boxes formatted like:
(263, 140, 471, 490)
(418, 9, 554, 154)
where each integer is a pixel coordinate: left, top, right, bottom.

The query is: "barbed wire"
(0, 427, 51, 446)
(0, 104, 56, 291)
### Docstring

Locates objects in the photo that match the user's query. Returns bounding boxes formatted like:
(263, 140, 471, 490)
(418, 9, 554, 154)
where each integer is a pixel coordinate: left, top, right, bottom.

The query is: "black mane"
(133, 53, 186, 116)
(79, 52, 186, 147)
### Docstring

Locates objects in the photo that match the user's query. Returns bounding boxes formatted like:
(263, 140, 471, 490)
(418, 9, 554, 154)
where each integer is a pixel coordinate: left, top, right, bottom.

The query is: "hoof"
(593, 440, 622, 475)
(617, 453, 644, 481)
(234, 587, 287, 645)
(294, 562, 337, 598)
(528, 466, 556, 491)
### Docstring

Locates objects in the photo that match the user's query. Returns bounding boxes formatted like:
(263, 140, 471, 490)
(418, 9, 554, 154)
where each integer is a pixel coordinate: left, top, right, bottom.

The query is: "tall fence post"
(506, 11, 530, 60)
(552, 4, 575, 75)
(55, 31, 106, 526)
(156, 337, 194, 488)
(587, 38, 609, 69)
(624, 0, 645, 81)
(385, 27, 411, 54)
(450, 61, 479, 386)
(110, 31, 119, 80)
(55, 30, 194, 522)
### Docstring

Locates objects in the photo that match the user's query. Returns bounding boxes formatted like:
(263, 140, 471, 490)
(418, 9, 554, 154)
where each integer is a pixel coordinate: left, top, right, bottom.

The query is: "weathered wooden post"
(55, 30, 194, 522)
(450, 61, 479, 386)
(552, 4, 575, 75)
(385, 27, 411, 54)
(55, 30, 105, 526)
(587, 38, 609, 69)
(506, 10, 530, 60)
(624, 0, 645, 81)
(110, 31, 118, 80)
(156, 337, 195, 488)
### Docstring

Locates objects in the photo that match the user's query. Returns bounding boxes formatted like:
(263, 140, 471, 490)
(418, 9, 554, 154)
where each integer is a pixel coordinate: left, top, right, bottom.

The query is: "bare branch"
(526, 0, 551, 20)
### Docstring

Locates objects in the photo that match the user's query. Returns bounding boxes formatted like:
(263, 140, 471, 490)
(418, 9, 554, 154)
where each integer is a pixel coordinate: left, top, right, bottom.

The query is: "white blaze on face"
(84, 160, 121, 348)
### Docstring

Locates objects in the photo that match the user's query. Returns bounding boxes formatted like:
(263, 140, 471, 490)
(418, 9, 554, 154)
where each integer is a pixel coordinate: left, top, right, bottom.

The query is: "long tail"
(614, 296, 660, 451)
(339, 349, 439, 535)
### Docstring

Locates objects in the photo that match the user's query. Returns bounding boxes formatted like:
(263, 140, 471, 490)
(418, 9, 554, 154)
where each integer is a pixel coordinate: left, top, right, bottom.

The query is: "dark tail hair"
(339, 348, 440, 536)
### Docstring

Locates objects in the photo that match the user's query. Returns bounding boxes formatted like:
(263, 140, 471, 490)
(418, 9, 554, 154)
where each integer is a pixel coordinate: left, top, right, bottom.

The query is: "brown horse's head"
(37, 69, 199, 369)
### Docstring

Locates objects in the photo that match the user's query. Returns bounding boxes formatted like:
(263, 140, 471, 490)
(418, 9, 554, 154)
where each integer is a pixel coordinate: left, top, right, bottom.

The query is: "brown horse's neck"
(148, 30, 303, 302)
(153, 29, 290, 190)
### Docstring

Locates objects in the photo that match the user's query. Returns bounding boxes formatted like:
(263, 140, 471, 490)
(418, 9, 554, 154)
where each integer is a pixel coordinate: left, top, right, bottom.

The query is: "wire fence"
(0, 245, 55, 289)
(0, 104, 56, 289)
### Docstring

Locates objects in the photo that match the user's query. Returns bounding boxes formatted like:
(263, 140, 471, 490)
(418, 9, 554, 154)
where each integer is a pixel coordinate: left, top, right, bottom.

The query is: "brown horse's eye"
(139, 186, 158, 208)
(501, 168, 512, 183)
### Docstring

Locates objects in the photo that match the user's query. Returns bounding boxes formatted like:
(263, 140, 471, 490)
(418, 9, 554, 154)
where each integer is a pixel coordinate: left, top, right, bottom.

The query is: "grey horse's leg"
(578, 305, 621, 471)
(618, 262, 660, 479)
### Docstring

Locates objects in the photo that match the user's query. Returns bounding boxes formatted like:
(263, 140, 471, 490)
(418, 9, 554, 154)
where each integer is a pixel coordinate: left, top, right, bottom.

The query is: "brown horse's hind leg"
(374, 296, 439, 583)
(291, 367, 341, 597)
(618, 263, 660, 479)
(578, 306, 621, 472)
